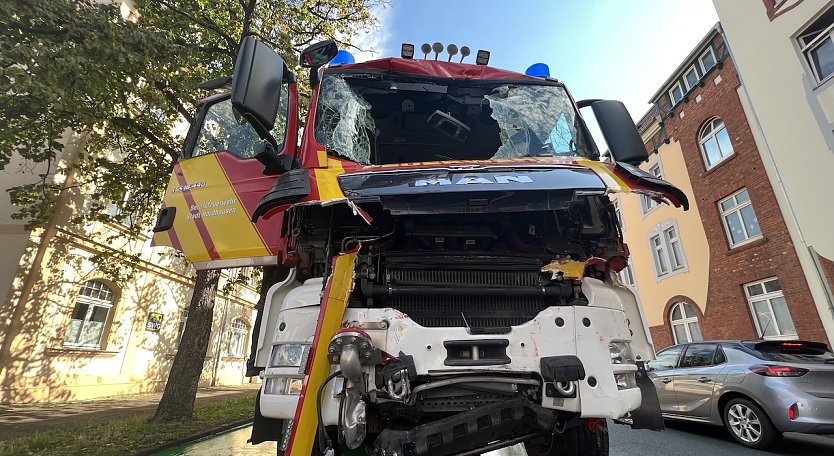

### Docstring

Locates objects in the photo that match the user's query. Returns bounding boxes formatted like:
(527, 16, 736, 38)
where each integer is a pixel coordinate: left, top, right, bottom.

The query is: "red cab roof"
(328, 57, 543, 82)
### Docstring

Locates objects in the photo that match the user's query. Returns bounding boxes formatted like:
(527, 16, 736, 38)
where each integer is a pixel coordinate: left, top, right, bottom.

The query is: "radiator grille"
(384, 268, 546, 328)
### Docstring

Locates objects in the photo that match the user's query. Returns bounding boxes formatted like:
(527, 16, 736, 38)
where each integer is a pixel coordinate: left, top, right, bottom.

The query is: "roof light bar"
(476, 49, 490, 66)
(401, 43, 415, 59)
(459, 46, 470, 63)
(421, 43, 432, 59)
(432, 42, 443, 60)
(446, 44, 458, 62)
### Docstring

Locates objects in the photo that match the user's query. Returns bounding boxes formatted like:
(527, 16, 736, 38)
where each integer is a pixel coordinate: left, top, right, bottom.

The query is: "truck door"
(152, 81, 298, 270)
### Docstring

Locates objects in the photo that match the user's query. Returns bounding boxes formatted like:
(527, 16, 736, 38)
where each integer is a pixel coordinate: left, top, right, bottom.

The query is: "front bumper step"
(371, 399, 561, 456)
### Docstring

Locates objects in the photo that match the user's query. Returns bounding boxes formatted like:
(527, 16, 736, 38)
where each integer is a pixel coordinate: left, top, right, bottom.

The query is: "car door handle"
(662, 378, 672, 384)
(697, 377, 712, 383)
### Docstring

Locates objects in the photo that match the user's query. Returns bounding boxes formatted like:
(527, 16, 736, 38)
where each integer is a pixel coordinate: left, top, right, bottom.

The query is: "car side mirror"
(231, 36, 286, 145)
(579, 99, 648, 165)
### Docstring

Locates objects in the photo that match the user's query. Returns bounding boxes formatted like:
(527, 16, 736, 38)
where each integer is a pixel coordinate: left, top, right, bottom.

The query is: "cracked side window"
(191, 90, 288, 159)
(486, 85, 587, 159)
(314, 75, 376, 164)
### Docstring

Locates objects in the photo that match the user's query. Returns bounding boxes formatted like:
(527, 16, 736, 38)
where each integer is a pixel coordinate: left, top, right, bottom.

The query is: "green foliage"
(0, 0, 381, 245)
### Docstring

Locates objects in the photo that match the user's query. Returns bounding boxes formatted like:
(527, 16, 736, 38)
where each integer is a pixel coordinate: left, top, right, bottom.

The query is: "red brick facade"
(645, 33, 827, 346)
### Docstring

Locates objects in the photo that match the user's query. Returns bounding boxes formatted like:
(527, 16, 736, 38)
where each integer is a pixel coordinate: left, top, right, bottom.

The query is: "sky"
(353, 0, 719, 146)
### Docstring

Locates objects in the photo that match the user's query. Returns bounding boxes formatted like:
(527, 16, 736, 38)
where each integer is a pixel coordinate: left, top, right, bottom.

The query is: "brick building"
(712, 0, 834, 347)
(619, 24, 830, 351)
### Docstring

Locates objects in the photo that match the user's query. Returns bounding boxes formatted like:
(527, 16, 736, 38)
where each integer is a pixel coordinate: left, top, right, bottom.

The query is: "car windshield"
(313, 73, 592, 165)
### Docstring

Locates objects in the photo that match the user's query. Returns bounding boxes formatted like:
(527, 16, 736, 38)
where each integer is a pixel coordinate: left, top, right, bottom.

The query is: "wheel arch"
(716, 391, 768, 424)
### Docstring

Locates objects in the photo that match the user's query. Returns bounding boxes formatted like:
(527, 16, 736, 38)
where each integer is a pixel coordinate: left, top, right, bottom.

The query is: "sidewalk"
(0, 383, 260, 441)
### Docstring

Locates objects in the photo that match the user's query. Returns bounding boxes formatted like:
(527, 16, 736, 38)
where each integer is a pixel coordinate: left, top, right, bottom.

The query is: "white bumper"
(260, 303, 642, 423)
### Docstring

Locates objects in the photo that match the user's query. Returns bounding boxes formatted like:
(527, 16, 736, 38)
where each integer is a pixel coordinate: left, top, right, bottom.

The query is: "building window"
(650, 234, 669, 276)
(670, 302, 703, 344)
(745, 278, 797, 339)
(176, 310, 188, 350)
(640, 161, 663, 214)
(699, 47, 716, 74)
(229, 318, 249, 357)
(683, 65, 699, 90)
(649, 220, 687, 279)
(618, 260, 636, 288)
(105, 190, 133, 225)
(668, 81, 684, 106)
(64, 280, 115, 349)
(612, 196, 624, 231)
(699, 118, 734, 169)
(719, 189, 762, 247)
(664, 226, 685, 269)
(798, 9, 834, 84)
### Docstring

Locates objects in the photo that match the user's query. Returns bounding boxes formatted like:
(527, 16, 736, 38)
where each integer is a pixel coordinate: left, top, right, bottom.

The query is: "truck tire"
(524, 421, 609, 456)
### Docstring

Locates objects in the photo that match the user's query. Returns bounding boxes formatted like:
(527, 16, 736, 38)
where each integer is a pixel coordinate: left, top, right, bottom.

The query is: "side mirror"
(231, 36, 285, 144)
(301, 40, 338, 68)
(580, 99, 648, 165)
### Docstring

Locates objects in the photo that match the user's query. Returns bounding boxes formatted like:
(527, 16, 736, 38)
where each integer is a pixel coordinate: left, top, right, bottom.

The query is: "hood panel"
(338, 167, 605, 199)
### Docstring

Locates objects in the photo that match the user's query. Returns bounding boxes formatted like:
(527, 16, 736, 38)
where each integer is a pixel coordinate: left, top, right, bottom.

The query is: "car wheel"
(723, 398, 781, 450)
(524, 421, 609, 456)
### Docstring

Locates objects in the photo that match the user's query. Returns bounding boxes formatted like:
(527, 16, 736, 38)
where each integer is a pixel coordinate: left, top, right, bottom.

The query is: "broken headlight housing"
(270, 343, 310, 368)
(609, 341, 635, 365)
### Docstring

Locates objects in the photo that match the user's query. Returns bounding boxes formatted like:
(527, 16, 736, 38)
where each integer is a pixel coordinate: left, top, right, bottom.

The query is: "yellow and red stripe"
(285, 249, 359, 455)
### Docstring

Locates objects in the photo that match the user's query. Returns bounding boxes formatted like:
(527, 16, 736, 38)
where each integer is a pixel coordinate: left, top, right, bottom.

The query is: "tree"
(0, 0, 381, 422)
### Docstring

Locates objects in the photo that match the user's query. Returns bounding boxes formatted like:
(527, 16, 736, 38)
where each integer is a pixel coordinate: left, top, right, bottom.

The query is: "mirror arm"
(577, 99, 602, 109)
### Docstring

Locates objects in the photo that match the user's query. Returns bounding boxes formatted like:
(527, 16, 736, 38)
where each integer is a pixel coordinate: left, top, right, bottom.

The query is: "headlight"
(285, 378, 304, 395)
(615, 373, 637, 390)
(609, 341, 634, 365)
(263, 377, 305, 396)
(270, 344, 309, 367)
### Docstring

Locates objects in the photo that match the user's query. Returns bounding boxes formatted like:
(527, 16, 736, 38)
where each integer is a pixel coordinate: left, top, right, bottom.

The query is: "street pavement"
(609, 419, 834, 456)
(166, 420, 834, 455)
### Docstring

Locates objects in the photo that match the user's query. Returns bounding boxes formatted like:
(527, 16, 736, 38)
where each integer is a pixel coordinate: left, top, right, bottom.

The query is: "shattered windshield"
(314, 73, 592, 165)
(486, 85, 589, 159)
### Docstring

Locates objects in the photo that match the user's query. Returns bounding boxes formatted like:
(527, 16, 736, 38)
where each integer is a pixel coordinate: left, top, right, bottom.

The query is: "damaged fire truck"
(153, 38, 689, 455)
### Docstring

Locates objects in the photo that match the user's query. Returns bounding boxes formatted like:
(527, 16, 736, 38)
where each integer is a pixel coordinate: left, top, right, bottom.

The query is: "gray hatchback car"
(647, 340, 834, 449)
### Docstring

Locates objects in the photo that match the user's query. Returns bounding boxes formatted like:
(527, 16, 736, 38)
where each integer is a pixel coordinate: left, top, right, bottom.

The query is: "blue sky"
(355, 0, 718, 137)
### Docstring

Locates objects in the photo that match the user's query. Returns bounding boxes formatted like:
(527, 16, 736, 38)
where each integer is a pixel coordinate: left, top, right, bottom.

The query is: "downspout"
(719, 25, 834, 335)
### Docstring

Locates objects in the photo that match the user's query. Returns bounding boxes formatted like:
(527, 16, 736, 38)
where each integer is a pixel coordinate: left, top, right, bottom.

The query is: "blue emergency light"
(525, 63, 550, 78)
(330, 50, 356, 65)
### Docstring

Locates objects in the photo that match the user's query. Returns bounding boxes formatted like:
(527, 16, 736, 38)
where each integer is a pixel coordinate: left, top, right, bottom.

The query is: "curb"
(134, 418, 254, 455)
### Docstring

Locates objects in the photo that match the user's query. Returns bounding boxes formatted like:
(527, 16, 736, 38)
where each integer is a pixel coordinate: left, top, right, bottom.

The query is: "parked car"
(646, 340, 834, 449)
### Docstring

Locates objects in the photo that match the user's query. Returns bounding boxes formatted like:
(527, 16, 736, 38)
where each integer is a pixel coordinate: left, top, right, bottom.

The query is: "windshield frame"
(311, 68, 600, 163)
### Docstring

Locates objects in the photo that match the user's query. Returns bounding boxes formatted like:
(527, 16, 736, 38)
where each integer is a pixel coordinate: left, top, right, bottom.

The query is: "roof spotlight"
(401, 43, 415, 59)
(421, 43, 432, 59)
(446, 44, 458, 62)
(432, 42, 443, 60)
(476, 49, 490, 66)
(459, 46, 470, 63)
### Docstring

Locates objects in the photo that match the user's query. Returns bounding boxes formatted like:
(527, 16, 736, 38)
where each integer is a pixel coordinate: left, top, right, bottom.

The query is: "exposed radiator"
(384, 268, 547, 328)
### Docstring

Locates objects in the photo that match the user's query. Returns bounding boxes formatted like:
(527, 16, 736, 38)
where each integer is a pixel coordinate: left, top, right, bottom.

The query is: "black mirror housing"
(231, 36, 285, 143)
(584, 100, 648, 165)
(301, 40, 338, 68)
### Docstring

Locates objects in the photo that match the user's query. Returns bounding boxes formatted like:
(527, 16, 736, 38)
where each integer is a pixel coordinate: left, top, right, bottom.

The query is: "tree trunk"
(153, 268, 221, 423)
